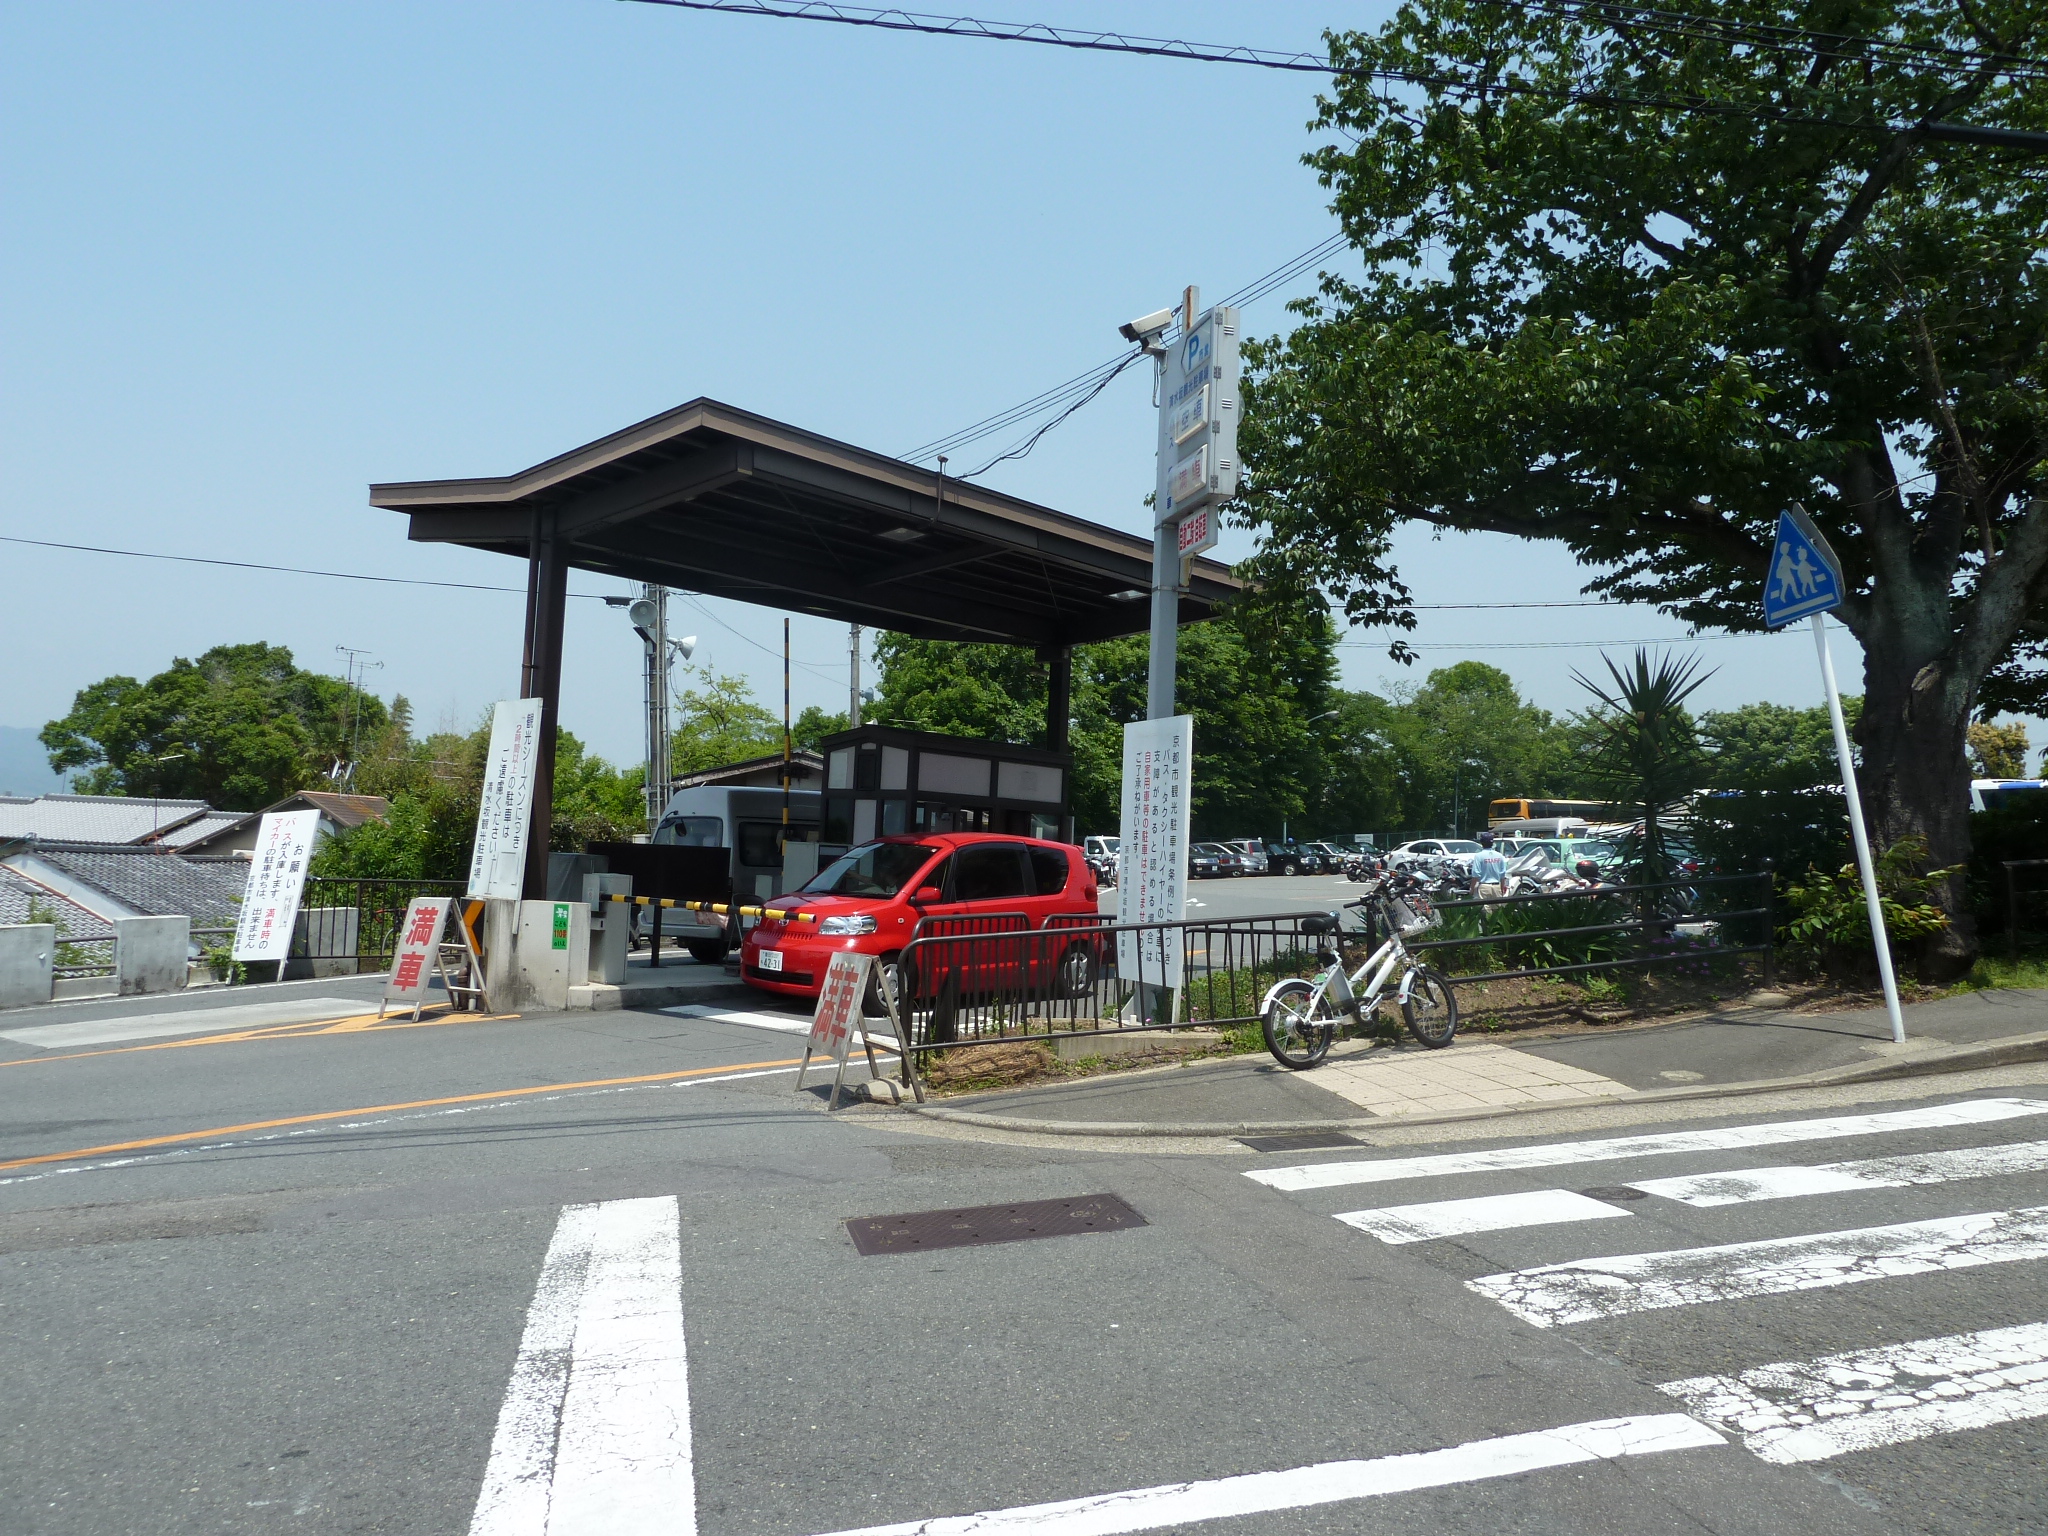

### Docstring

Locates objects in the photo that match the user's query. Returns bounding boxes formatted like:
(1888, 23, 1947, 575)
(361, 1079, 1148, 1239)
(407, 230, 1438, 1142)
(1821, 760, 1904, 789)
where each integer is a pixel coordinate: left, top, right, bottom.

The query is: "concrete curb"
(899, 1029, 2048, 1139)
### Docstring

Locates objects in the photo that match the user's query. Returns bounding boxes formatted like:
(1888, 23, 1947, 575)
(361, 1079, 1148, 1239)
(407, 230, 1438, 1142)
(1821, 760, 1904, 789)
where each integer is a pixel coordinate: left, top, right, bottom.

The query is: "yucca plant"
(1573, 648, 1713, 884)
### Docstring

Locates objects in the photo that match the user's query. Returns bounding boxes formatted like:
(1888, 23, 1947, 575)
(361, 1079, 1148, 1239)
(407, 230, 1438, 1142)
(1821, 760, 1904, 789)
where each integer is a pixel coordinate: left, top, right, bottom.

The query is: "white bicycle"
(1261, 878, 1458, 1069)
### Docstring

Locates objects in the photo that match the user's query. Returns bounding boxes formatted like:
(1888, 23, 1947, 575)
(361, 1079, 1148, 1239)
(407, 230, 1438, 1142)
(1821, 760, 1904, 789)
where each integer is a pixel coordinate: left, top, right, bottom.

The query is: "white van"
(649, 785, 822, 963)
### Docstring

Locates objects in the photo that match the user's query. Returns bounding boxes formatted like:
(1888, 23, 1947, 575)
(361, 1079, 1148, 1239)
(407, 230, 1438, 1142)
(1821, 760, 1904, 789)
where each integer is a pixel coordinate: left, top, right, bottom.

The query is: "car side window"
(952, 845, 1031, 902)
(1028, 847, 1069, 895)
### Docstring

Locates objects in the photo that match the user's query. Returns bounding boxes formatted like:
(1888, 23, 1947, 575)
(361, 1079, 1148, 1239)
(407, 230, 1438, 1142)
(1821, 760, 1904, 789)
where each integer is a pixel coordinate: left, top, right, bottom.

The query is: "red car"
(742, 833, 1101, 1002)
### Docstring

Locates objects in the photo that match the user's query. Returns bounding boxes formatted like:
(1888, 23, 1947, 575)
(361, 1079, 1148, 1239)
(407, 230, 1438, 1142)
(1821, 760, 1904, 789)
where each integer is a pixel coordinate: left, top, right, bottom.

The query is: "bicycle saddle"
(1300, 913, 1340, 935)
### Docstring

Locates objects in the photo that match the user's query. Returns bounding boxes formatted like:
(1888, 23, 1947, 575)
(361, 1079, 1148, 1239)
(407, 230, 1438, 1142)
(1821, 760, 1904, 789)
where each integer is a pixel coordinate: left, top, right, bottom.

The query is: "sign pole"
(1812, 612, 1906, 1043)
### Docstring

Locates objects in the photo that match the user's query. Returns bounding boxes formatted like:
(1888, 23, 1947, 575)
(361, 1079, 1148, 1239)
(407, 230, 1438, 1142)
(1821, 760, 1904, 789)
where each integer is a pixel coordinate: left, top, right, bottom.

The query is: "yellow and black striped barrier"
(601, 893, 819, 924)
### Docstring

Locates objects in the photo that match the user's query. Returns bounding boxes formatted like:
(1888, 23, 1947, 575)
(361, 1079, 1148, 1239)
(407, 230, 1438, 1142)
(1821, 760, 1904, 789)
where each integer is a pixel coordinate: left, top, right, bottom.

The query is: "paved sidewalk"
(907, 987, 2048, 1134)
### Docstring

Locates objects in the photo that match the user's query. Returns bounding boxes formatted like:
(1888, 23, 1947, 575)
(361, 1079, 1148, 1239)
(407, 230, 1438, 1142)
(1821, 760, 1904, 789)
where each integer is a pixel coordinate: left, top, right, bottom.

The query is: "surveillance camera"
(1119, 307, 1175, 348)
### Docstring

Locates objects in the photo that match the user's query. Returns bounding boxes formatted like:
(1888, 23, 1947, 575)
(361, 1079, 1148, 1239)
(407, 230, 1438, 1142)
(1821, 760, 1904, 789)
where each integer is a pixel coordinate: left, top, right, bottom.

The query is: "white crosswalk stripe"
(1468, 1204, 2048, 1327)
(1336, 1188, 1633, 1244)
(1659, 1322, 2048, 1464)
(1630, 1137, 2048, 1206)
(1247, 1093, 2048, 1472)
(1245, 1098, 2048, 1193)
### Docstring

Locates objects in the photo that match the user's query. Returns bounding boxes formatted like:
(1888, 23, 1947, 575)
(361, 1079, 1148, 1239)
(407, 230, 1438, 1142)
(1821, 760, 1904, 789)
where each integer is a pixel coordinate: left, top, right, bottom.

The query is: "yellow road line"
(0, 1055, 807, 1172)
(0, 1004, 517, 1070)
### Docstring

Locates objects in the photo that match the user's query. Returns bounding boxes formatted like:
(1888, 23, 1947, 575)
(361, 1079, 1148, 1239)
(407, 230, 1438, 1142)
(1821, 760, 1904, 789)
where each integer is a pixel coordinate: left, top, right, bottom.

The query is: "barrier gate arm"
(600, 893, 821, 924)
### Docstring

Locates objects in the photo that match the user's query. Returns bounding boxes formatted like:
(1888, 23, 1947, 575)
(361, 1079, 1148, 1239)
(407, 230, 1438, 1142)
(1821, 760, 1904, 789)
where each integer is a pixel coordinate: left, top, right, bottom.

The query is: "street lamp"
(606, 588, 695, 829)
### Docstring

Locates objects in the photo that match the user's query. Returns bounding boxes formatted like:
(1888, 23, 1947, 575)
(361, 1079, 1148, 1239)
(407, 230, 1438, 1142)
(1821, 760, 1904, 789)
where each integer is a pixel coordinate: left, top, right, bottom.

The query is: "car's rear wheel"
(864, 952, 905, 1017)
(1054, 942, 1096, 999)
(685, 939, 727, 965)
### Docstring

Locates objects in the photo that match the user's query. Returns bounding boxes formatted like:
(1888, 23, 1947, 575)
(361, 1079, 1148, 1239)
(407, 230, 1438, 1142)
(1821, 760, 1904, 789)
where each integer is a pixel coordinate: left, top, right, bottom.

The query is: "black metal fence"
(1409, 870, 1776, 986)
(293, 877, 467, 973)
(880, 871, 1776, 1079)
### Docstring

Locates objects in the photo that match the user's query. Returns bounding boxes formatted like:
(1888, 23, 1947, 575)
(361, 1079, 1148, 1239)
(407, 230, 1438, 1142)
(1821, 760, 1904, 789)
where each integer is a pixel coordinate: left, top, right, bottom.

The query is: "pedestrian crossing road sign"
(1762, 506, 1844, 627)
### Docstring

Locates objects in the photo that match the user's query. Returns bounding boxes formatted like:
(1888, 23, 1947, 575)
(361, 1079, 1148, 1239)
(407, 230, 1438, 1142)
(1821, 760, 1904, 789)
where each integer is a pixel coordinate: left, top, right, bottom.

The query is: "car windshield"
(1443, 841, 1482, 853)
(801, 841, 939, 898)
(1572, 841, 1617, 861)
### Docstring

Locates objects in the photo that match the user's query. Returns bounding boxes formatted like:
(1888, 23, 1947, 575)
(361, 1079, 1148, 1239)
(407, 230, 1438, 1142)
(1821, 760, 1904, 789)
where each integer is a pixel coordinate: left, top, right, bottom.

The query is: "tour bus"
(648, 785, 822, 963)
(1971, 779, 2048, 813)
(1487, 797, 1613, 833)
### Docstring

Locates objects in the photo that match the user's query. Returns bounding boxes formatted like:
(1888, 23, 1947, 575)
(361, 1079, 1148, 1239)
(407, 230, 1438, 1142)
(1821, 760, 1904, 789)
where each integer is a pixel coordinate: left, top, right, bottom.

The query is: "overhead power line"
(623, 0, 2048, 144)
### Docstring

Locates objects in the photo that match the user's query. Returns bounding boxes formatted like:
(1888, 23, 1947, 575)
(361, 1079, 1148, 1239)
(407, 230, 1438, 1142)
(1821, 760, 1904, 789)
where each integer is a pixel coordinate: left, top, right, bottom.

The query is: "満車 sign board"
(381, 895, 453, 1018)
(1117, 715, 1193, 988)
(468, 698, 544, 900)
(1762, 507, 1845, 628)
(230, 809, 322, 963)
(1177, 505, 1217, 559)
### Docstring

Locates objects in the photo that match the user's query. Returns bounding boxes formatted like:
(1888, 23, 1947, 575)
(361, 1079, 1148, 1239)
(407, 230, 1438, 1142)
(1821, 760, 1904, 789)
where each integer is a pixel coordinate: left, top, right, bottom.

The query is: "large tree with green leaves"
(1238, 1, 2046, 975)
(41, 642, 384, 810)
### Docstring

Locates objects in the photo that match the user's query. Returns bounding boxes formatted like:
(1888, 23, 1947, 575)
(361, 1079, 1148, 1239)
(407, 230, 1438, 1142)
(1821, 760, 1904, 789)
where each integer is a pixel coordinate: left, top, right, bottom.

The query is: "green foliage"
(1699, 701, 1857, 791)
(23, 896, 95, 972)
(40, 642, 387, 810)
(1781, 836, 1958, 976)
(1968, 721, 2030, 779)
(549, 731, 645, 848)
(1964, 793, 2048, 939)
(670, 664, 781, 773)
(1429, 893, 1631, 975)
(1234, 0, 2048, 938)
(1572, 649, 1711, 879)
(1690, 699, 1855, 878)
(792, 706, 848, 753)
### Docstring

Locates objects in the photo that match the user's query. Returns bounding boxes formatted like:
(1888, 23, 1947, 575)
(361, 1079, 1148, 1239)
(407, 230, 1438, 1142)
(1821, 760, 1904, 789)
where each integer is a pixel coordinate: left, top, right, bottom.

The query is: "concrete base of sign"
(0, 924, 56, 1010)
(115, 915, 189, 997)
(482, 899, 591, 1012)
(52, 976, 118, 1002)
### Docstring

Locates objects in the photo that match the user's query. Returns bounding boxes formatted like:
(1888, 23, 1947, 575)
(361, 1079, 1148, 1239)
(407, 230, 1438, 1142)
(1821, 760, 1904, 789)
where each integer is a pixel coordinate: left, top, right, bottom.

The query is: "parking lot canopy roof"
(371, 398, 1240, 646)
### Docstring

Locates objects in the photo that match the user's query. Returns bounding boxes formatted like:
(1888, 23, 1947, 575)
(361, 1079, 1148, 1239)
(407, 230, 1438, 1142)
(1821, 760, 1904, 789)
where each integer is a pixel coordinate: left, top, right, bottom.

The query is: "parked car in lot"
(1189, 844, 1224, 879)
(1264, 841, 1321, 875)
(1389, 838, 1484, 873)
(742, 833, 1101, 1003)
(1192, 842, 1244, 877)
(1219, 838, 1269, 874)
(1305, 841, 1350, 871)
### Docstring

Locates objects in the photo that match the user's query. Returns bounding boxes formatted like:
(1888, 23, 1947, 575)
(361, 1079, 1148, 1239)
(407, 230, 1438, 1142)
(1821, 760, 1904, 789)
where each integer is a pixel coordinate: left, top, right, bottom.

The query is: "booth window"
(826, 749, 853, 790)
(920, 752, 991, 795)
(881, 745, 910, 789)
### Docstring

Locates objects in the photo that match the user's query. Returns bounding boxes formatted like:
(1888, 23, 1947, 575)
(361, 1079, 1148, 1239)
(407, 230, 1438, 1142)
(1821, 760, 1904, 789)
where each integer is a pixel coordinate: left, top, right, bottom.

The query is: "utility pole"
(640, 583, 671, 832)
(333, 645, 382, 787)
(849, 624, 862, 728)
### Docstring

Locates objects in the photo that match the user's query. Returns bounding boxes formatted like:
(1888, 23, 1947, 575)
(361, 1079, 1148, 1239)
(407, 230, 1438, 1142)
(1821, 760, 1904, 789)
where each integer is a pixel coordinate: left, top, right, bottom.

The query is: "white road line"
(1660, 1322, 2048, 1464)
(1336, 1189, 1635, 1244)
(470, 1196, 695, 1536)
(1633, 1138, 2048, 1206)
(1246, 1098, 2048, 1193)
(1469, 1203, 2048, 1328)
(810, 1415, 1723, 1536)
(665, 1005, 814, 1033)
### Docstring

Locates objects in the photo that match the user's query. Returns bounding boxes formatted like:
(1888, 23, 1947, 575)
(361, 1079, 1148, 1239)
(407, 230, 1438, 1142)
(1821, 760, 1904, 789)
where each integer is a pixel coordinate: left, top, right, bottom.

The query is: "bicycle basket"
(1387, 892, 1441, 935)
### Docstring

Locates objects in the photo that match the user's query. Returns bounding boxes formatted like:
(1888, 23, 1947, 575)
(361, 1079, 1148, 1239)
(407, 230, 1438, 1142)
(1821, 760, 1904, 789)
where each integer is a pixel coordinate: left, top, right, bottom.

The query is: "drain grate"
(846, 1194, 1146, 1256)
(1237, 1132, 1366, 1153)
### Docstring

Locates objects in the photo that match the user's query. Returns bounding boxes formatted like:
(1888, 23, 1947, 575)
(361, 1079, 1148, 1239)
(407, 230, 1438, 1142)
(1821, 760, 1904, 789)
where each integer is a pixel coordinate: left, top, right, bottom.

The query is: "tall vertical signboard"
(469, 698, 544, 901)
(1117, 715, 1193, 989)
(230, 809, 322, 964)
(1155, 299, 1240, 557)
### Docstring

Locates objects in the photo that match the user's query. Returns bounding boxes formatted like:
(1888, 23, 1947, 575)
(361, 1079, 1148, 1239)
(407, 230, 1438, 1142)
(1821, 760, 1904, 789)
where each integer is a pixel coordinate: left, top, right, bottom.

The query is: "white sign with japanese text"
(230, 809, 323, 963)
(468, 698, 544, 900)
(1116, 715, 1193, 988)
(383, 895, 453, 1011)
(808, 950, 871, 1063)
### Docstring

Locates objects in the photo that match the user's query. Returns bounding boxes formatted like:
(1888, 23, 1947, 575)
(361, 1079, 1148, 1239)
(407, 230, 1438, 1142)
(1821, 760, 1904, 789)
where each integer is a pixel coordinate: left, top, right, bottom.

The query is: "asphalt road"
(2, 980, 2045, 1536)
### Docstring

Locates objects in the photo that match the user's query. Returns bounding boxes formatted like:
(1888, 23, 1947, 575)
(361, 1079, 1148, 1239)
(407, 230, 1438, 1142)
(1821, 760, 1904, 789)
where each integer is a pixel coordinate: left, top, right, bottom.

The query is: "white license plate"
(757, 949, 783, 972)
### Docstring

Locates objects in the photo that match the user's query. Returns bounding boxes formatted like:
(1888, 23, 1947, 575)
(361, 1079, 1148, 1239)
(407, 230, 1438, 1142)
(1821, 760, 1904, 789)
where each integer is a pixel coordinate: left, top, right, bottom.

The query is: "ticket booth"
(818, 725, 1073, 851)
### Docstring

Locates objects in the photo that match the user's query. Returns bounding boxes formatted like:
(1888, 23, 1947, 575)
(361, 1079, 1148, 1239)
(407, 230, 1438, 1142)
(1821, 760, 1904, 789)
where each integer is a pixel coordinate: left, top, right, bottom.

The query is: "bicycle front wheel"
(1401, 966, 1459, 1049)
(1263, 979, 1337, 1069)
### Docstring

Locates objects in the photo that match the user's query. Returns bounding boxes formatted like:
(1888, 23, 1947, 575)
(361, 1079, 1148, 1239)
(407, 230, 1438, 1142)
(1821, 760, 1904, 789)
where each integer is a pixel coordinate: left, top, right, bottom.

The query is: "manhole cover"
(1580, 1186, 1648, 1203)
(846, 1194, 1147, 1256)
(1237, 1132, 1366, 1153)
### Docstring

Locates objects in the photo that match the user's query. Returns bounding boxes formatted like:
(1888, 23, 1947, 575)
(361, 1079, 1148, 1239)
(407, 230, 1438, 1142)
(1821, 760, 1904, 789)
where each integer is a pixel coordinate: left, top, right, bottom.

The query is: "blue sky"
(1, 1, 1908, 783)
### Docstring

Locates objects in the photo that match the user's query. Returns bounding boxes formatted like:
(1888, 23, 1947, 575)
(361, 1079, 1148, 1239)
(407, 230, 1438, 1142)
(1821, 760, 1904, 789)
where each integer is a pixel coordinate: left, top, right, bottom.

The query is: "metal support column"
(520, 507, 568, 901)
(1044, 646, 1072, 753)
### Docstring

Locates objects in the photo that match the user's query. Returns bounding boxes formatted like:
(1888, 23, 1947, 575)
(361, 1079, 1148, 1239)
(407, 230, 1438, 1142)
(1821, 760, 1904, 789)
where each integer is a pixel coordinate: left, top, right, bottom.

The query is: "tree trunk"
(1853, 621, 1977, 982)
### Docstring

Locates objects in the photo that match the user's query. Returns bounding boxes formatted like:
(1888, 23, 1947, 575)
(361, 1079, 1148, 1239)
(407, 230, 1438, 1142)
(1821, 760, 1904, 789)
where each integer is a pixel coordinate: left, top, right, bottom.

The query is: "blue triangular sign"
(1762, 507, 1844, 628)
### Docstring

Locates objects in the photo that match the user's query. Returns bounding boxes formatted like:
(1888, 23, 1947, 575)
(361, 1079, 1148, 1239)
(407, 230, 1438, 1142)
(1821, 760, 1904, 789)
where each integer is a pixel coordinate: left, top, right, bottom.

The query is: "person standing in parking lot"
(1471, 830, 1507, 904)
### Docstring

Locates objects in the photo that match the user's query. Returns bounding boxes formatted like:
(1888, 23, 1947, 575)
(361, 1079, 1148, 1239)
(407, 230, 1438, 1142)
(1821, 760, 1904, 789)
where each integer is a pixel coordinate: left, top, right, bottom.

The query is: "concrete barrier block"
(286, 907, 361, 980)
(0, 924, 56, 1010)
(114, 914, 189, 997)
